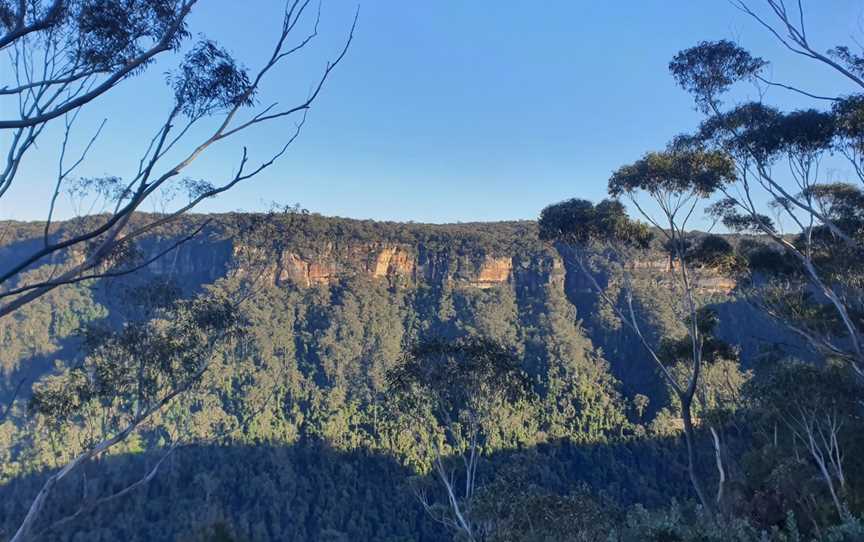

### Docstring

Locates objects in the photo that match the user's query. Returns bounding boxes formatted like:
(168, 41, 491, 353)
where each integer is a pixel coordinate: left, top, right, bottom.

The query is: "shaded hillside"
(0, 213, 789, 412)
(0, 438, 696, 541)
(0, 213, 819, 542)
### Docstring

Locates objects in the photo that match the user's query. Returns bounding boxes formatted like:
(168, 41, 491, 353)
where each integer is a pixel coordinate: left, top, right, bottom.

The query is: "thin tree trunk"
(434, 455, 475, 542)
(709, 425, 726, 509)
(681, 395, 712, 513)
(802, 421, 846, 519)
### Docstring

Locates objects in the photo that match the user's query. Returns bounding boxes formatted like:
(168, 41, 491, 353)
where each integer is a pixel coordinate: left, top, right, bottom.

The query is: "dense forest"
(2, 1, 864, 541)
(0, 212, 860, 541)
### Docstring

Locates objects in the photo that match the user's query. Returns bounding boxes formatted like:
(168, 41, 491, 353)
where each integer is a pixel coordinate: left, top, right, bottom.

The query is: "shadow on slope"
(0, 436, 697, 542)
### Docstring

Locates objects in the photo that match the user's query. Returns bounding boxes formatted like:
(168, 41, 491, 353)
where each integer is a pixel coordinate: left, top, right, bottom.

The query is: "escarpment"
(0, 215, 780, 424)
(248, 243, 520, 289)
(0, 214, 737, 298)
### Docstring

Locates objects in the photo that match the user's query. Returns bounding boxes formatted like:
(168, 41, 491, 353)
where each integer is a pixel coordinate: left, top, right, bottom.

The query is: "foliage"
(538, 198, 653, 249)
(668, 40, 766, 112)
(171, 39, 255, 117)
(387, 337, 531, 437)
(608, 149, 737, 199)
(0, 213, 859, 540)
(29, 282, 241, 427)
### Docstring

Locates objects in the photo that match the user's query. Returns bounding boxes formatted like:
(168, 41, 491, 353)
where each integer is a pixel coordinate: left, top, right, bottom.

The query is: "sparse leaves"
(608, 149, 737, 199)
(29, 284, 243, 427)
(74, 0, 190, 71)
(669, 40, 766, 111)
(180, 177, 217, 200)
(828, 46, 864, 81)
(171, 39, 254, 118)
(707, 198, 775, 234)
(833, 94, 864, 155)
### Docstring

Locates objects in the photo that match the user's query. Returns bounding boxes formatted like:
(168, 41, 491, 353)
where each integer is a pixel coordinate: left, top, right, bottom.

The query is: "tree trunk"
(681, 394, 712, 514)
(709, 425, 726, 510)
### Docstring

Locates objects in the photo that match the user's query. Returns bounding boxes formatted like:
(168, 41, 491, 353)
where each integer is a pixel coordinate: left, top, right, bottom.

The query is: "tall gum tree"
(667, 1, 864, 381)
(539, 147, 738, 513)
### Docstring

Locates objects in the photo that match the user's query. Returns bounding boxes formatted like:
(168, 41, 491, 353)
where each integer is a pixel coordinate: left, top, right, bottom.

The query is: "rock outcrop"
(469, 256, 513, 289)
(369, 246, 414, 280)
(266, 245, 516, 289)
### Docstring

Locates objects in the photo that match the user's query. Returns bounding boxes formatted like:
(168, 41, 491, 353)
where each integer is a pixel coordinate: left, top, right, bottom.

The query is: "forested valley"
(0, 214, 705, 540)
(0, 211, 861, 541)
(1, 1, 864, 541)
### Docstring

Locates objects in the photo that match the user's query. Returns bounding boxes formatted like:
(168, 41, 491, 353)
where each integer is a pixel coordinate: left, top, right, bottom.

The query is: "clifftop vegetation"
(2, 1, 864, 541)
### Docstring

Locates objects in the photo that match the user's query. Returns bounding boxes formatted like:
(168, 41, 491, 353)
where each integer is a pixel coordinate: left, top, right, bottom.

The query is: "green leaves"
(387, 337, 531, 423)
(803, 183, 864, 225)
(75, 0, 191, 71)
(28, 285, 242, 426)
(28, 367, 93, 425)
(697, 102, 782, 162)
(538, 198, 653, 249)
(779, 109, 837, 156)
(669, 40, 766, 111)
(833, 94, 864, 154)
(745, 361, 860, 419)
(685, 235, 741, 274)
(706, 198, 776, 235)
(608, 149, 736, 199)
(171, 39, 255, 118)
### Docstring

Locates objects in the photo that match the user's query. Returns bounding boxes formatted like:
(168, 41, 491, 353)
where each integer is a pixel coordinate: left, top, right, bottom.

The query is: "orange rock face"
(271, 249, 515, 289)
(273, 253, 337, 287)
(307, 261, 338, 285)
(699, 276, 737, 295)
(236, 240, 732, 295)
(272, 245, 415, 287)
(276, 253, 305, 286)
(630, 258, 676, 271)
(370, 246, 414, 279)
(470, 256, 513, 288)
(629, 258, 736, 295)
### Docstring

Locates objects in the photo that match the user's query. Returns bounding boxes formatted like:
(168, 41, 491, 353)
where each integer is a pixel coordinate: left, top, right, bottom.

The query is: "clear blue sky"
(1, 1, 860, 224)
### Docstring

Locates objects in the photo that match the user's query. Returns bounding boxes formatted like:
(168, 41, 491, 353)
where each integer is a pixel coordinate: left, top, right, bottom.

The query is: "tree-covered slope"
(0, 213, 794, 541)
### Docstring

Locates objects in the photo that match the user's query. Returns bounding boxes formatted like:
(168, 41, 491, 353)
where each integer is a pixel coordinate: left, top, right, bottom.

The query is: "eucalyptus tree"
(539, 148, 737, 513)
(667, 1, 864, 379)
(3, 205, 291, 541)
(0, 0, 356, 319)
(10, 281, 245, 542)
(473, 469, 613, 542)
(386, 337, 531, 542)
(661, 305, 750, 509)
(745, 362, 860, 520)
(0, 0, 196, 129)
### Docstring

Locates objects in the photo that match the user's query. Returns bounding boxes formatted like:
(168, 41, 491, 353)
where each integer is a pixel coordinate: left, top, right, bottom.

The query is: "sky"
(1, 1, 861, 225)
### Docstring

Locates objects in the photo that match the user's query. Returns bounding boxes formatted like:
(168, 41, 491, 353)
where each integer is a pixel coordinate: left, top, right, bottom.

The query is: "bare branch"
(33, 442, 179, 538)
(0, 219, 211, 300)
